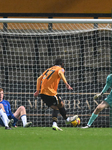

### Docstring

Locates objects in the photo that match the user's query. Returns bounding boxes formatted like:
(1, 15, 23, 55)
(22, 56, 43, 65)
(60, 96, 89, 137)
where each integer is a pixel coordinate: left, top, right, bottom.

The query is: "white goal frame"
(1, 18, 112, 128)
(0, 18, 112, 23)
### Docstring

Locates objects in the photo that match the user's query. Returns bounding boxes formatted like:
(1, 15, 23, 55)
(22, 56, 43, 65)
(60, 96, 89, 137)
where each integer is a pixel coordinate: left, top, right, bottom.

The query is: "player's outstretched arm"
(58, 70, 73, 90)
(34, 75, 43, 97)
(65, 82, 73, 90)
(93, 92, 103, 100)
(93, 82, 110, 100)
(34, 90, 39, 97)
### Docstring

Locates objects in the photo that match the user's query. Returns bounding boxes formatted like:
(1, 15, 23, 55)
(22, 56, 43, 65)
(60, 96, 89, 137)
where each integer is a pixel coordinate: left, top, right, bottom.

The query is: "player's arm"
(34, 75, 43, 97)
(58, 70, 73, 90)
(93, 83, 110, 100)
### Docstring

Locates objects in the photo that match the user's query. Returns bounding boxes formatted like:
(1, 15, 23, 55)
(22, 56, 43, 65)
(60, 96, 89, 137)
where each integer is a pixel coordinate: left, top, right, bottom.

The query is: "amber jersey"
(40, 65, 65, 96)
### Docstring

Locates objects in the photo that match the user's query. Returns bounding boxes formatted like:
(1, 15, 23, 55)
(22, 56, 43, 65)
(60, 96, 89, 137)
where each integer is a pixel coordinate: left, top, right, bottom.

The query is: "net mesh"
(0, 21, 112, 127)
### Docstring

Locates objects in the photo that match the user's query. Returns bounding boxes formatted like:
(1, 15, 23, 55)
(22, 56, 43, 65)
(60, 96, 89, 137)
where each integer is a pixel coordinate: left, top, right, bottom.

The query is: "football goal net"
(0, 18, 112, 127)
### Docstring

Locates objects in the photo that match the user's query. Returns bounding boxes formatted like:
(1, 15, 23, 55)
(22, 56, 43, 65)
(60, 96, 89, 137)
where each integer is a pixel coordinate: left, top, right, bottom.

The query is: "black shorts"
(40, 94, 62, 107)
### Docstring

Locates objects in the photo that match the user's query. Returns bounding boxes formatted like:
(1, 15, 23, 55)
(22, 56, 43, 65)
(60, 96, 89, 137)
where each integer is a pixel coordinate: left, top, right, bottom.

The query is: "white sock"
(21, 115, 27, 127)
(53, 122, 57, 126)
(7, 119, 11, 124)
(0, 109, 9, 127)
(66, 117, 70, 122)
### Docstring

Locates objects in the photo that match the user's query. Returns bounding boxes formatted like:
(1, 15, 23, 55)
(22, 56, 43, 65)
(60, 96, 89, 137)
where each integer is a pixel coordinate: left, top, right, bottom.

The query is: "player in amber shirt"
(40, 65, 66, 96)
(34, 58, 78, 131)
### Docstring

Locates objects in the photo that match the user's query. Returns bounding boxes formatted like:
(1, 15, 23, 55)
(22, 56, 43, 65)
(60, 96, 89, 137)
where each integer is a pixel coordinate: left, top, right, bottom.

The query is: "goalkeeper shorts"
(104, 92, 112, 107)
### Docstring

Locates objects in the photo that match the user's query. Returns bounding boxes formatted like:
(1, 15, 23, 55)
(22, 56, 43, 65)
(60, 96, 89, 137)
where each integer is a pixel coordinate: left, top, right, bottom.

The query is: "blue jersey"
(0, 99, 13, 117)
(0, 100, 18, 127)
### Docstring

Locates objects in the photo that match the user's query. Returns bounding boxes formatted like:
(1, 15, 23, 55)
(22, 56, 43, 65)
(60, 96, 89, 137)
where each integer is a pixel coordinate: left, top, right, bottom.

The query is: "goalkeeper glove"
(93, 92, 103, 100)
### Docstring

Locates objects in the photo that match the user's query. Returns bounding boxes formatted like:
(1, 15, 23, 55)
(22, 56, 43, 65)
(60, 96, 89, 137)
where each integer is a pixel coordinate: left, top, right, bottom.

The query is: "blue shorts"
(104, 91, 112, 107)
(0, 114, 18, 127)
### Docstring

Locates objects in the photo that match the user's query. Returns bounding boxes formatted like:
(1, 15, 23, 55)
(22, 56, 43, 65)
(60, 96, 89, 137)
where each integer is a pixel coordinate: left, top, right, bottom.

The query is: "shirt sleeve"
(101, 84, 110, 94)
(101, 75, 111, 94)
(58, 68, 67, 84)
(36, 75, 43, 91)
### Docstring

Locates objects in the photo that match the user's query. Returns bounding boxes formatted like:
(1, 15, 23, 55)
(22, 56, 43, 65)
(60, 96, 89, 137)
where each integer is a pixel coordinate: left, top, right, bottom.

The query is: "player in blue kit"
(0, 88, 32, 129)
(82, 74, 112, 128)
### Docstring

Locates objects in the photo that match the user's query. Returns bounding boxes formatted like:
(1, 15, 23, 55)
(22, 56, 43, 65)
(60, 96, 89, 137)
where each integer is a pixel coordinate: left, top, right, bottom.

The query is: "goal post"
(110, 16, 112, 127)
(0, 18, 112, 127)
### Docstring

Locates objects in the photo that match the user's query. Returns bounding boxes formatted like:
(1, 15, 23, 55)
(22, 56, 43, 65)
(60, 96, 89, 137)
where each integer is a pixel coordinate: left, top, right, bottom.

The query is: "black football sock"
(59, 107, 67, 120)
(52, 109, 59, 123)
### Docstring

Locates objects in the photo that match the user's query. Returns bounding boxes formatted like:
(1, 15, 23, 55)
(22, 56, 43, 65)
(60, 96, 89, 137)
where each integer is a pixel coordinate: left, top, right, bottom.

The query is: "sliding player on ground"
(34, 58, 78, 131)
(0, 88, 32, 129)
(82, 74, 112, 128)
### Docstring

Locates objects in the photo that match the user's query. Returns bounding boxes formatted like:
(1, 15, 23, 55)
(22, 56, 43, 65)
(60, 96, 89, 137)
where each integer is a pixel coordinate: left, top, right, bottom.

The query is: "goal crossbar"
(0, 18, 112, 23)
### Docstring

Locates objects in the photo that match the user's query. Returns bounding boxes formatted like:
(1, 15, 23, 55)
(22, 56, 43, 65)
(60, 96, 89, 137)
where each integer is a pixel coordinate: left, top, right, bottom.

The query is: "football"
(71, 117, 80, 127)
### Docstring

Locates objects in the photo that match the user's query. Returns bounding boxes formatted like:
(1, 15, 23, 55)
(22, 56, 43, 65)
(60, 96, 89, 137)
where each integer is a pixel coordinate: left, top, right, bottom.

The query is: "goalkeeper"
(82, 74, 112, 128)
(34, 58, 78, 131)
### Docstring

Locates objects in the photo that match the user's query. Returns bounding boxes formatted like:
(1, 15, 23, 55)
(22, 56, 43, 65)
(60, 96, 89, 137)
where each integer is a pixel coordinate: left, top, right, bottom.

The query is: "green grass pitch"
(0, 127, 112, 150)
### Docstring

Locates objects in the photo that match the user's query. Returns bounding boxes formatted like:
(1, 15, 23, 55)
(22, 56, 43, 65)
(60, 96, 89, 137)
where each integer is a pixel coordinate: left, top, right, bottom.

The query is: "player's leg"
(94, 100, 109, 114)
(88, 101, 109, 126)
(82, 101, 109, 128)
(13, 106, 32, 127)
(40, 94, 63, 131)
(51, 96, 66, 131)
(51, 106, 63, 131)
(0, 104, 12, 129)
(8, 119, 14, 128)
(52, 109, 59, 127)
(56, 95, 78, 124)
(58, 102, 78, 124)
